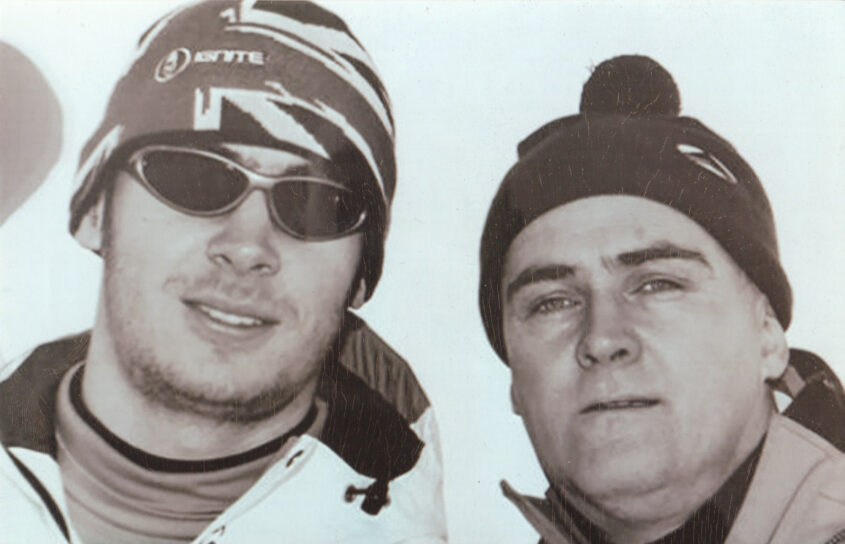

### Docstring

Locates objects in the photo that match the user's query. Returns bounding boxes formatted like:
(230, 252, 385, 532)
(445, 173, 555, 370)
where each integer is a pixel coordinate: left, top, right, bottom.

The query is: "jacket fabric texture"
(504, 349, 845, 544)
(0, 313, 446, 544)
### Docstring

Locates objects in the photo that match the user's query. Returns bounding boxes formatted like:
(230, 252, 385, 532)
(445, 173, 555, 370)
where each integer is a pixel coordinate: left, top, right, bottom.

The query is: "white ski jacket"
(0, 313, 447, 544)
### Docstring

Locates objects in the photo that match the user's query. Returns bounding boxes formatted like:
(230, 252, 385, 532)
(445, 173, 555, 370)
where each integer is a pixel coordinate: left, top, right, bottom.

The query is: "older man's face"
(97, 144, 363, 423)
(502, 195, 786, 526)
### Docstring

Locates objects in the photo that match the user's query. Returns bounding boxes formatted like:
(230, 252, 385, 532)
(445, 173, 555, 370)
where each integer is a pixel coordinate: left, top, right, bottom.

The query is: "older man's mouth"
(580, 398, 660, 414)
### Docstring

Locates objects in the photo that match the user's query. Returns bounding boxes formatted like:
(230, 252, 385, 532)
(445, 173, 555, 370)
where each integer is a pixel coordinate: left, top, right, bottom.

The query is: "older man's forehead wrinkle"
(507, 263, 576, 302)
(615, 242, 711, 269)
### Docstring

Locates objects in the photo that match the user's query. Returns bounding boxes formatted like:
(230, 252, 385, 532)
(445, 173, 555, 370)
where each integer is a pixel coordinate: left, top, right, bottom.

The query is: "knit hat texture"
(70, 0, 394, 299)
(479, 55, 791, 362)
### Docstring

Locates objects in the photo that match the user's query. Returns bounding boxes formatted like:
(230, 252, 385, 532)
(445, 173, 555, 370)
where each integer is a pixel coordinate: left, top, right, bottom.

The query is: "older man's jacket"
(0, 313, 446, 544)
(504, 349, 845, 544)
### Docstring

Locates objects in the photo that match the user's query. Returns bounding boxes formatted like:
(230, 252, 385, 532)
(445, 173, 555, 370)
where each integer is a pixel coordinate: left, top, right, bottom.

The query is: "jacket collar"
(0, 333, 87, 455)
(0, 314, 425, 515)
(502, 440, 763, 544)
(725, 414, 838, 543)
(501, 480, 578, 544)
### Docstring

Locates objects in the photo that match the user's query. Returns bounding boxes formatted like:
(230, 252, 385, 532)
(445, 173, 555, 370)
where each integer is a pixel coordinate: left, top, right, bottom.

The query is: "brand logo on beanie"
(155, 48, 192, 83)
(677, 143, 739, 185)
(154, 47, 266, 83)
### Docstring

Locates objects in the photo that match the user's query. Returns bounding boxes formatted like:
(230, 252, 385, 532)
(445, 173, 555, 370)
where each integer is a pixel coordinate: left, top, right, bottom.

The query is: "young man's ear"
(349, 278, 367, 309)
(74, 191, 106, 254)
(759, 297, 789, 382)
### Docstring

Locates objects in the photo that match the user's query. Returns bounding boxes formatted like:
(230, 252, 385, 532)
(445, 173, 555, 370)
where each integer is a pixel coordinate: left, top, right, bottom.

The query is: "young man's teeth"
(197, 304, 264, 327)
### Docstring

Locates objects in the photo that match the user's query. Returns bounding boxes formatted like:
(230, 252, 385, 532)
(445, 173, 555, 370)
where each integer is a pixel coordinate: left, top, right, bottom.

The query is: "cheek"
(504, 306, 583, 412)
(640, 305, 763, 412)
(504, 312, 580, 377)
(512, 368, 577, 417)
(508, 333, 580, 430)
(106, 230, 200, 302)
(105, 184, 203, 279)
(280, 240, 362, 310)
(510, 365, 581, 478)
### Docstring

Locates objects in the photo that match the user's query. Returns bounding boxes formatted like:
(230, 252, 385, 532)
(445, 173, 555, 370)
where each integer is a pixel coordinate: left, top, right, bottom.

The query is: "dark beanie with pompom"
(479, 55, 791, 363)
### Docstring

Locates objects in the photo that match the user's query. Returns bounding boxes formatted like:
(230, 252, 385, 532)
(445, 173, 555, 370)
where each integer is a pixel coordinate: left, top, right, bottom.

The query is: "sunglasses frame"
(124, 145, 368, 241)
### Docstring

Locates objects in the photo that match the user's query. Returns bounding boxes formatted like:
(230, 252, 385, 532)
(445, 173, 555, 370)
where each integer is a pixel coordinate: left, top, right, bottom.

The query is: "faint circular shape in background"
(0, 41, 63, 225)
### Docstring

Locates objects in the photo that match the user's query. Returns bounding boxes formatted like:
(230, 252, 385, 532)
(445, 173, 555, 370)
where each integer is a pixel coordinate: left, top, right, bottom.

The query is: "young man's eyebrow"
(218, 146, 317, 177)
(616, 243, 711, 268)
(273, 163, 314, 177)
(506, 264, 575, 301)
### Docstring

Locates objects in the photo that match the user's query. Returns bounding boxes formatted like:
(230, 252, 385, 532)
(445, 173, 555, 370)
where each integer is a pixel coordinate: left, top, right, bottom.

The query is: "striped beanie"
(479, 55, 791, 362)
(70, 0, 394, 300)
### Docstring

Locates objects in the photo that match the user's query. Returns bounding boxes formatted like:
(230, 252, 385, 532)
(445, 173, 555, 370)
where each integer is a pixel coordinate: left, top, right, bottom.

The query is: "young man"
(479, 55, 845, 543)
(0, 2, 444, 543)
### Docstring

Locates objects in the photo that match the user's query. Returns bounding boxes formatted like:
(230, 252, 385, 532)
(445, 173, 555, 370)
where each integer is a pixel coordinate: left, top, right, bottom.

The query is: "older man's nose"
(205, 191, 281, 276)
(576, 295, 641, 370)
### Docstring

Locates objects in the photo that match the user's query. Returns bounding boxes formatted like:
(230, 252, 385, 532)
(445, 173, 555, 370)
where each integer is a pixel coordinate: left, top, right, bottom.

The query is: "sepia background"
(1, 1, 843, 542)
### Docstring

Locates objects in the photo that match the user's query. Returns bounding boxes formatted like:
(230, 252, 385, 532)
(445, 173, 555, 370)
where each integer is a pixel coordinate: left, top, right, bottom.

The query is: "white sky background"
(0, 1, 843, 542)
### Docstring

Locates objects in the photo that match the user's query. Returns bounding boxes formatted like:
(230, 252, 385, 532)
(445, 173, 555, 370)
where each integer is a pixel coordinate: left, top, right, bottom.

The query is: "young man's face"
(96, 144, 363, 423)
(502, 195, 786, 527)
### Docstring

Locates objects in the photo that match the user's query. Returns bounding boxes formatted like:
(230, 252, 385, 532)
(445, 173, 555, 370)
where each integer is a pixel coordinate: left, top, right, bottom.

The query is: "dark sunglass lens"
(271, 181, 365, 238)
(139, 150, 247, 212)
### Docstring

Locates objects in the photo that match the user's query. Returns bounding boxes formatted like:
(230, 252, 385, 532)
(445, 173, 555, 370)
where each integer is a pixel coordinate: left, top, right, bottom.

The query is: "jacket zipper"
(825, 528, 845, 544)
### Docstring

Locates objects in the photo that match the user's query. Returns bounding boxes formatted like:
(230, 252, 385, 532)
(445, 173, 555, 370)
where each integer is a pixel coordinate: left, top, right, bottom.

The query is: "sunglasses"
(124, 146, 368, 240)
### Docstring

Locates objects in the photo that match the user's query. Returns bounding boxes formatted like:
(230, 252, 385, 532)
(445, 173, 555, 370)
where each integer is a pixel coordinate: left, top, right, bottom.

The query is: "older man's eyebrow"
(506, 264, 576, 301)
(617, 243, 711, 268)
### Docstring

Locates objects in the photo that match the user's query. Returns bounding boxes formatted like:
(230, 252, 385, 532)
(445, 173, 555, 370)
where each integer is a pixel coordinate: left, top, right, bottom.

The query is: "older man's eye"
(637, 278, 682, 294)
(533, 296, 581, 315)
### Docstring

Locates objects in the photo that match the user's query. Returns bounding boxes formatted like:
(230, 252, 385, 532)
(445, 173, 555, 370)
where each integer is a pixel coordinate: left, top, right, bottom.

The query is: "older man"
(479, 55, 845, 543)
(0, 2, 444, 543)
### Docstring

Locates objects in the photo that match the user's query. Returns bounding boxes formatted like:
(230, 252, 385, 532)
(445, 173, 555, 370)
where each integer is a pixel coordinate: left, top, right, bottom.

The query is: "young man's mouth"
(183, 299, 278, 329)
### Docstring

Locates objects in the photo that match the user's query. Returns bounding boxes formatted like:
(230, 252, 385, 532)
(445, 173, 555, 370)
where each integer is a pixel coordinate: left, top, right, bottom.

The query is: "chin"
(143, 361, 311, 423)
(119, 338, 317, 423)
(557, 449, 675, 507)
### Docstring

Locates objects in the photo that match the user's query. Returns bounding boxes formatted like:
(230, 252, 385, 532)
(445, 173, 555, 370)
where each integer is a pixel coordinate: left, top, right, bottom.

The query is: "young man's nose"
(575, 294, 641, 370)
(205, 191, 281, 276)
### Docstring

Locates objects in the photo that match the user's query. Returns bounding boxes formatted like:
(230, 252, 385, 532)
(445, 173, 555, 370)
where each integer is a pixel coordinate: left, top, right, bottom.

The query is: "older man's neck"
(563, 406, 773, 544)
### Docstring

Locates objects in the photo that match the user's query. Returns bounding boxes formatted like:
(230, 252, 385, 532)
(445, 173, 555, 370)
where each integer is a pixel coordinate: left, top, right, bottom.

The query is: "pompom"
(580, 55, 680, 116)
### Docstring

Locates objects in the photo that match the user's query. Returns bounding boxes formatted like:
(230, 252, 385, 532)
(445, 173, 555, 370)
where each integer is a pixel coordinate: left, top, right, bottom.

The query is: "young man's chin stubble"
(122, 353, 326, 424)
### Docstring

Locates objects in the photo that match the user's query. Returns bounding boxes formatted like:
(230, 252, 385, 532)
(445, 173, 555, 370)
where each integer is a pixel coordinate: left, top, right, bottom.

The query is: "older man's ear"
(759, 297, 789, 384)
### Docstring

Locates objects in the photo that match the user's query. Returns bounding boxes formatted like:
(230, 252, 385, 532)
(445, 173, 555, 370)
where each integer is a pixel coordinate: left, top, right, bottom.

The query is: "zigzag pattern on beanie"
(69, 0, 396, 300)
